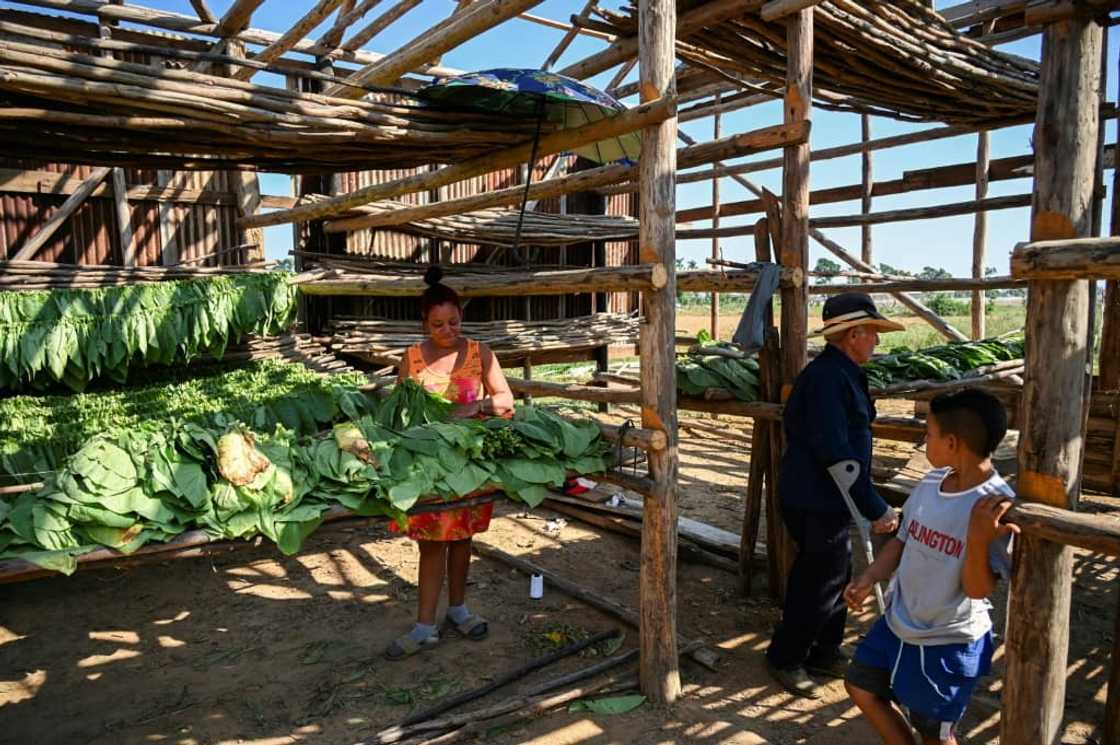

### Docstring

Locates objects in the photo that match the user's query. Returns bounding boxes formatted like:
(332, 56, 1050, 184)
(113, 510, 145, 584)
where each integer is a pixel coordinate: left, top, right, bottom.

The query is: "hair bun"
(423, 265, 444, 287)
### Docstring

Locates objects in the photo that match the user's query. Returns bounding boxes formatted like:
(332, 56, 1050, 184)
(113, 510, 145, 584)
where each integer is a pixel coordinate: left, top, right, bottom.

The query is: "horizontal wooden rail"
(1005, 503, 1120, 556)
(1011, 237, 1120, 280)
(595, 421, 666, 452)
(677, 267, 803, 291)
(811, 276, 1024, 294)
(507, 377, 642, 404)
(294, 264, 667, 298)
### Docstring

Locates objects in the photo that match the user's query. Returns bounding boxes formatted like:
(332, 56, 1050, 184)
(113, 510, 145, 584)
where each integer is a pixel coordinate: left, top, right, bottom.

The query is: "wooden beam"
(324, 119, 808, 233)
(860, 114, 873, 264)
(761, 0, 824, 22)
(780, 8, 812, 393)
(973, 131, 991, 339)
(637, 0, 681, 705)
(12, 165, 111, 260)
(506, 377, 642, 404)
(677, 268, 802, 292)
(674, 150, 1047, 222)
(520, 11, 612, 41)
(541, 0, 596, 70)
(325, 0, 543, 96)
(294, 264, 668, 297)
(232, 0, 348, 81)
(1024, 0, 1120, 26)
(4, 0, 465, 80)
(557, 0, 761, 81)
(337, 0, 421, 54)
(811, 194, 1032, 229)
(1103, 49, 1120, 390)
(189, 0, 216, 24)
(0, 167, 289, 207)
(242, 96, 674, 229)
(110, 166, 137, 267)
(810, 276, 1023, 294)
(214, 0, 265, 37)
(1011, 237, 1120, 280)
(1002, 14, 1101, 745)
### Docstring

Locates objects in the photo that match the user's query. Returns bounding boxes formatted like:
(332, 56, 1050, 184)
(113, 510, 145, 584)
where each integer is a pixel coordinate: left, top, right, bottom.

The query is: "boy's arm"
(844, 537, 905, 611)
(962, 495, 1019, 599)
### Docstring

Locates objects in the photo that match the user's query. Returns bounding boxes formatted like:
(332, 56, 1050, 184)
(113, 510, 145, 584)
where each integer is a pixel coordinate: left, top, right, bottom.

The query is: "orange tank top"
(404, 339, 484, 405)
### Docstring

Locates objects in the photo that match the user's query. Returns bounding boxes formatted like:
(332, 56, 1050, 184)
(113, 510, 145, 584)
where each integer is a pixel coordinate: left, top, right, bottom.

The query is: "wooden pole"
(637, 0, 681, 705)
(973, 130, 991, 339)
(325, 0, 543, 96)
(780, 8, 812, 394)
(225, 39, 265, 262)
(13, 165, 111, 260)
(189, 0, 217, 24)
(711, 93, 721, 340)
(540, 0, 595, 71)
(1101, 44, 1120, 391)
(232, 0, 347, 81)
(761, 0, 826, 22)
(860, 113, 873, 265)
(337, 0, 421, 54)
(1001, 14, 1101, 745)
(241, 97, 674, 229)
(96, 23, 138, 268)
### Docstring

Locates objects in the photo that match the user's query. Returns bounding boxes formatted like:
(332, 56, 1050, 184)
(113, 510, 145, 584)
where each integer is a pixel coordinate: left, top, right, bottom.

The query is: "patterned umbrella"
(418, 68, 640, 164)
(418, 69, 639, 255)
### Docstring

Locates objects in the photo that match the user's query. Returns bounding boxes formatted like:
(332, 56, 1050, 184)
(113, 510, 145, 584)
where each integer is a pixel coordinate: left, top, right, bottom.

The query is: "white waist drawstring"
(890, 639, 905, 688)
(919, 645, 951, 701)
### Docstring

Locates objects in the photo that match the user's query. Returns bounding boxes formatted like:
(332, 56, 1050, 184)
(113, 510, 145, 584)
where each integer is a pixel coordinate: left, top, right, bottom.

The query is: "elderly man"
(766, 292, 903, 698)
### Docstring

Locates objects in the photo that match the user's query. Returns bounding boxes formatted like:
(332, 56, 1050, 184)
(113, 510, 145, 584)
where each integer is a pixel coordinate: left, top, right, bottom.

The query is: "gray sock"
(447, 604, 471, 625)
(408, 622, 437, 643)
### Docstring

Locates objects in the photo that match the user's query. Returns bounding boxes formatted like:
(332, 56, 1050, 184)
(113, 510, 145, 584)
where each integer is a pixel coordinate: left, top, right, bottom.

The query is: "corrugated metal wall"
(0, 159, 241, 266)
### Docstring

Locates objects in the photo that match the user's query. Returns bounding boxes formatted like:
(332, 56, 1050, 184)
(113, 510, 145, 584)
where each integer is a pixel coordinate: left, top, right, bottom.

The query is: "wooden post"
(637, 0, 681, 705)
(973, 130, 991, 339)
(781, 9, 812, 394)
(226, 38, 264, 262)
(13, 166, 111, 261)
(96, 22, 137, 267)
(1102, 46, 1120, 391)
(860, 113, 873, 265)
(1001, 15, 1102, 745)
(711, 93, 721, 339)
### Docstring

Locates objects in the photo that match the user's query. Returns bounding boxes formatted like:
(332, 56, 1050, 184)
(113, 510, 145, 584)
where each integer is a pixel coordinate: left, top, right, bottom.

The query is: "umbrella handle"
(511, 99, 546, 259)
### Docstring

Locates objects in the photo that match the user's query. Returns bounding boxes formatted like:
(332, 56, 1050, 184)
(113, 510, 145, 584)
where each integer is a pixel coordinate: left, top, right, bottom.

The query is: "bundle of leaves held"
(0, 273, 297, 391)
(862, 336, 1025, 390)
(0, 380, 610, 575)
(0, 360, 371, 481)
(676, 333, 760, 402)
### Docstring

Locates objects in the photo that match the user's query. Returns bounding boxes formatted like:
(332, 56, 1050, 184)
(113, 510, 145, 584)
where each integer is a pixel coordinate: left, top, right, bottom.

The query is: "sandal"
(443, 612, 489, 641)
(383, 630, 440, 661)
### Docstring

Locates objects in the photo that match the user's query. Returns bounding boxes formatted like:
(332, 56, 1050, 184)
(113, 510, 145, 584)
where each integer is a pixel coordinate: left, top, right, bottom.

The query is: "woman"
(384, 266, 516, 660)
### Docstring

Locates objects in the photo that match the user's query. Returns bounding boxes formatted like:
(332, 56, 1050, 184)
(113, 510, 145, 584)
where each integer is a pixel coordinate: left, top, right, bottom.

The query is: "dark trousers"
(766, 507, 853, 669)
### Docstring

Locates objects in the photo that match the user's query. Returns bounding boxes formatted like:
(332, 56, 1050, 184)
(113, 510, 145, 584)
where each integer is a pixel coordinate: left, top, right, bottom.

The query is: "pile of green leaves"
(0, 360, 371, 481)
(676, 337, 760, 402)
(863, 336, 1024, 389)
(0, 272, 297, 391)
(0, 383, 611, 575)
(374, 377, 454, 428)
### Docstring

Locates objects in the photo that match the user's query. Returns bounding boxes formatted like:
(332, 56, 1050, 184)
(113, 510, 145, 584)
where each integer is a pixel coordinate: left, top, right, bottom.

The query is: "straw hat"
(810, 292, 906, 338)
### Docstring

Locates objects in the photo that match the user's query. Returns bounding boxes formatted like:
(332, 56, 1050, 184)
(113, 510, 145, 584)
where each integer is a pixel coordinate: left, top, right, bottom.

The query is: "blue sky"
(41, 1, 1115, 275)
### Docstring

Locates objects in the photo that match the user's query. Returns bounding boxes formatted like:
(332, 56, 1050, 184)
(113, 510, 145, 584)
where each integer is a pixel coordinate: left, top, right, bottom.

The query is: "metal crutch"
(828, 459, 887, 615)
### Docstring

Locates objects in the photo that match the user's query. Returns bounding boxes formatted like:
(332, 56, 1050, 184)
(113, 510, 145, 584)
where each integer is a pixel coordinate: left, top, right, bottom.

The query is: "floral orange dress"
(392, 339, 495, 542)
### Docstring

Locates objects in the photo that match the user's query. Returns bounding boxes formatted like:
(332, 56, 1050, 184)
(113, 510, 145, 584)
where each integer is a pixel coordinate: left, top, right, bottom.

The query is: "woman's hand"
(844, 573, 876, 612)
(452, 401, 482, 419)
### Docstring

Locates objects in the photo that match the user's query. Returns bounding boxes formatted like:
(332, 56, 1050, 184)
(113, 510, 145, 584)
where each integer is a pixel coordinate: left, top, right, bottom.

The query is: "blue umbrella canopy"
(417, 68, 639, 165)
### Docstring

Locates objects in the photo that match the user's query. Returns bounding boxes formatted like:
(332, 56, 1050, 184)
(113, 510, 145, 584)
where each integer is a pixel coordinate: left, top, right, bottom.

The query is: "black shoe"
(766, 659, 821, 699)
(804, 645, 852, 680)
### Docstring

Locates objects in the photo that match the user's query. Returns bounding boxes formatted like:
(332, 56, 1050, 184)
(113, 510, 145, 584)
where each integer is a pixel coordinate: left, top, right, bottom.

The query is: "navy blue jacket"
(779, 344, 889, 520)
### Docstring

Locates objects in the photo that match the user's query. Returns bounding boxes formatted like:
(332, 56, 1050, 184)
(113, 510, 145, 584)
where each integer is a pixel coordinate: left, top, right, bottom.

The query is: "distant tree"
(985, 266, 998, 277)
(813, 257, 842, 284)
(687, 259, 698, 270)
(878, 262, 912, 277)
(918, 266, 952, 280)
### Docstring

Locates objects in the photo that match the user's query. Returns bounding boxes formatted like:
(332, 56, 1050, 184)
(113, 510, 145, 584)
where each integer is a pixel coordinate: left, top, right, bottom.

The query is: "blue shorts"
(846, 617, 993, 741)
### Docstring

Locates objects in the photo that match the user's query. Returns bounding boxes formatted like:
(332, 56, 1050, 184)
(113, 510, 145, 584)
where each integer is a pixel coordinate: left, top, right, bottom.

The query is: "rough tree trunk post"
(861, 113, 873, 265)
(711, 94, 721, 339)
(1001, 15, 1102, 745)
(637, 0, 681, 705)
(224, 39, 264, 262)
(972, 130, 990, 339)
(775, 7, 813, 599)
(1100, 47, 1120, 392)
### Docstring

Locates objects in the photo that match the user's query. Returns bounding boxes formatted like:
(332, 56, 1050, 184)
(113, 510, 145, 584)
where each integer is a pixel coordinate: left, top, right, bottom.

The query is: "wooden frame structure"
(2, 0, 1120, 734)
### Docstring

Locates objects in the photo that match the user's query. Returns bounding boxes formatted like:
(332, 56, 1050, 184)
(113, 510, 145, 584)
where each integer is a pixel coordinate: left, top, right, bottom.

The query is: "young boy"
(843, 388, 1019, 745)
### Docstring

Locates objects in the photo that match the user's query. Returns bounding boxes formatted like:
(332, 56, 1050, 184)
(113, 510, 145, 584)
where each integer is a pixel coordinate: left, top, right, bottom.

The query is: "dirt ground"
(1, 414, 1117, 745)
